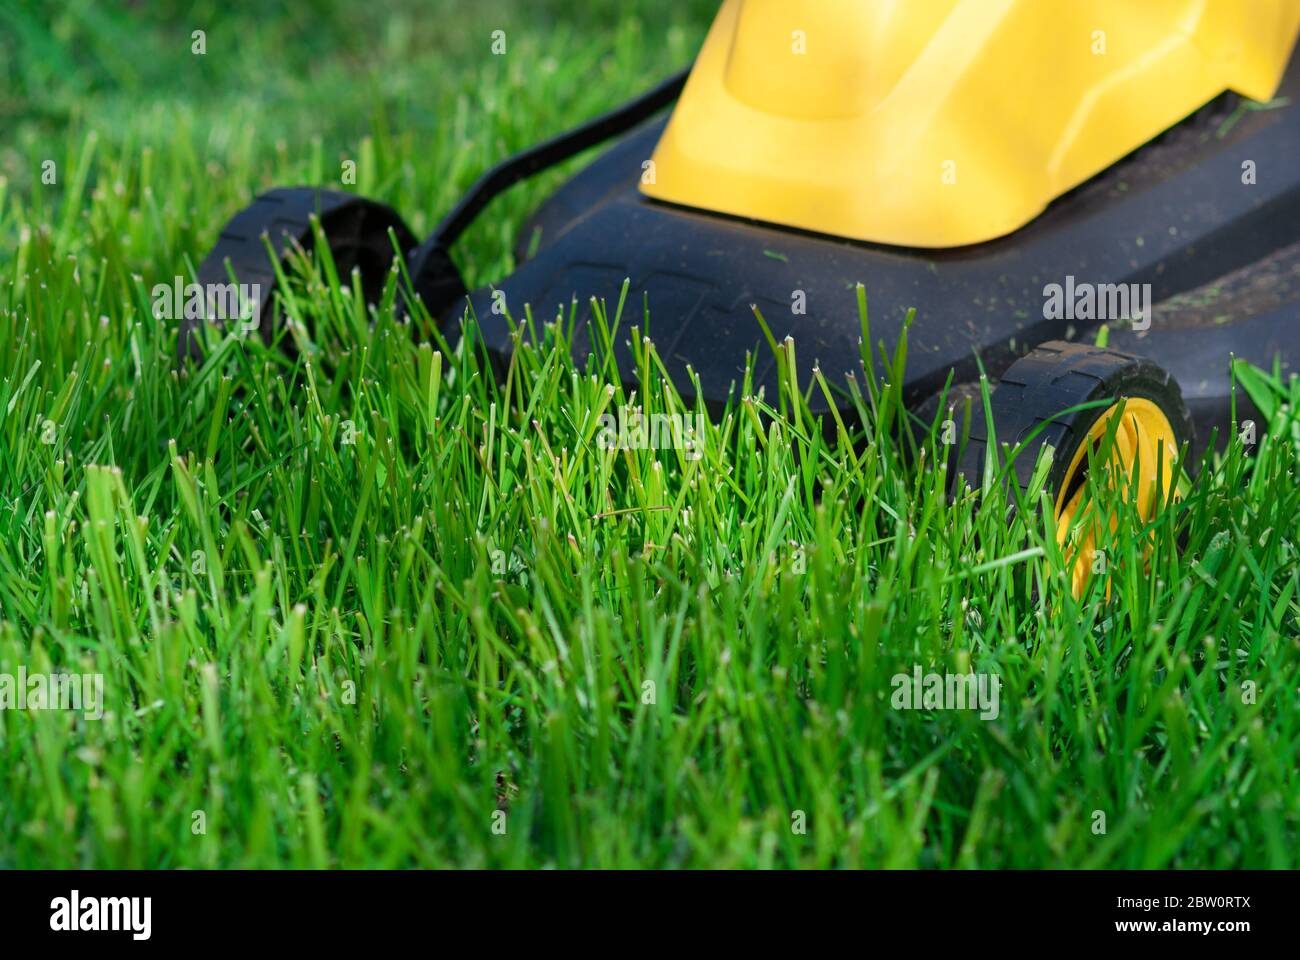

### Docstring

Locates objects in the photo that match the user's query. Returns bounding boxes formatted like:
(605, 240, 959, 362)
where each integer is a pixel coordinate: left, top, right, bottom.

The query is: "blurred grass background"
(0, 0, 715, 284)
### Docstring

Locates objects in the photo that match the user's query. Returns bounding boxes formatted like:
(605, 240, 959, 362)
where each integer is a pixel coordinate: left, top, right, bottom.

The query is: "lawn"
(1, 0, 1297, 869)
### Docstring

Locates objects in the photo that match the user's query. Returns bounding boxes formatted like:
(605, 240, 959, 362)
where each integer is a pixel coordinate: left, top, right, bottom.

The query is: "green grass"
(2, 1, 1298, 869)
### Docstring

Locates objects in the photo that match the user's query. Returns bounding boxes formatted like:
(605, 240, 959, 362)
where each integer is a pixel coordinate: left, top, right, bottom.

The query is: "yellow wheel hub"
(1054, 398, 1180, 596)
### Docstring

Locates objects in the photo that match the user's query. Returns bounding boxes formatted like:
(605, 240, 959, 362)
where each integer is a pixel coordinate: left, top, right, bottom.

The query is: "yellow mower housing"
(642, 0, 1300, 247)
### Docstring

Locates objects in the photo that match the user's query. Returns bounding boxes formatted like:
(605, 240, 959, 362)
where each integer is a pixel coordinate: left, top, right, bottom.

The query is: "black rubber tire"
(179, 187, 418, 362)
(952, 341, 1194, 503)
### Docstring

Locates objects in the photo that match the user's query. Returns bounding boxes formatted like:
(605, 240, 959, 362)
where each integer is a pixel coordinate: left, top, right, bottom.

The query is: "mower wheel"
(179, 188, 417, 362)
(953, 341, 1193, 592)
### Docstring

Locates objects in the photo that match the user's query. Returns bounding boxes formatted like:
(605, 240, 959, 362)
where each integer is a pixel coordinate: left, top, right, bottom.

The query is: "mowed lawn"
(1, 1, 1298, 868)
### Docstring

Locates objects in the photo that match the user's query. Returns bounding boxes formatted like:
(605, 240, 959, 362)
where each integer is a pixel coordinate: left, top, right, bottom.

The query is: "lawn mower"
(184, 0, 1300, 578)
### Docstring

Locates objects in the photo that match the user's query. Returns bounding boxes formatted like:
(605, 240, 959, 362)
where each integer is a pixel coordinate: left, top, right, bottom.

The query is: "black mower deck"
(455, 55, 1299, 450)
